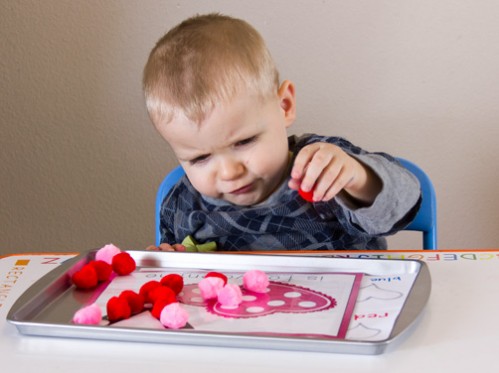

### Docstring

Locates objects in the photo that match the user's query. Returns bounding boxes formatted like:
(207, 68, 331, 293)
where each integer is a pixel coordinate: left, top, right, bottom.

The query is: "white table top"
(1, 250, 498, 372)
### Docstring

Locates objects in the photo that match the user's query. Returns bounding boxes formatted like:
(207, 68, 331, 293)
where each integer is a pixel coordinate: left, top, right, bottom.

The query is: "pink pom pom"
(198, 276, 225, 300)
(160, 302, 189, 329)
(243, 270, 269, 293)
(95, 243, 121, 265)
(72, 303, 102, 325)
(217, 283, 243, 307)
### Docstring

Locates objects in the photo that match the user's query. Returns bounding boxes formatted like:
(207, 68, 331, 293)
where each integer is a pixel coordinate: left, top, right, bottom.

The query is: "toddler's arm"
(289, 142, 382, 205)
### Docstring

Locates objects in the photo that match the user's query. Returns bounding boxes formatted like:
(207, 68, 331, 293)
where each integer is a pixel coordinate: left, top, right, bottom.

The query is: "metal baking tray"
(7, 250, 430, 355)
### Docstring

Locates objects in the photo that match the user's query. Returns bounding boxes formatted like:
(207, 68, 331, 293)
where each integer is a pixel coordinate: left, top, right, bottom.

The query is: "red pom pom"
(298, 187, 315, 202)
(119, 290, 145, 315)
(139, 280, 162, 303)
(151, 298, 175, 320)
(205, 271, 228, 285)
(160, 274, 184, 295)
(148, 286, 176, 304)
(106, 296, 131, 322)
(112, 252, 136, 276)
(88, 260, 113, 282)
(72, 264, 98, 289)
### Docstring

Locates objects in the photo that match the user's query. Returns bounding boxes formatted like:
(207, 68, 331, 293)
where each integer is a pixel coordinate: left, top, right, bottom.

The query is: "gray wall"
(2, 0, 498, 254)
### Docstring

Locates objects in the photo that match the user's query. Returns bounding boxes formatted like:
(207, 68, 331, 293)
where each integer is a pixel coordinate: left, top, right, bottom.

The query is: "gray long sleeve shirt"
(159, 134, 421, 251)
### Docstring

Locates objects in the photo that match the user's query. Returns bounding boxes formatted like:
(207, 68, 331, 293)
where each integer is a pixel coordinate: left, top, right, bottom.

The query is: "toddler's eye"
(235, 136, 257, 147)
(189, 154, 210, 165)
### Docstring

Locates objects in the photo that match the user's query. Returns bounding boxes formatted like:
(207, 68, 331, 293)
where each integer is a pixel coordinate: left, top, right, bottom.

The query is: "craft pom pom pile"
(72, 244, 270, 330)
(71, 244, 135, 290)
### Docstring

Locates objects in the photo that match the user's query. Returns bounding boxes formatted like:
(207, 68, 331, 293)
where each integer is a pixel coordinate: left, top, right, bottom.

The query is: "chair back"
(396, 158, 437, 250)
(155, 166, 185, 246)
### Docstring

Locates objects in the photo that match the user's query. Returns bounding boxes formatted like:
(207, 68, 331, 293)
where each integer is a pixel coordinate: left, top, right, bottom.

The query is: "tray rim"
(6, 250, 431, 355)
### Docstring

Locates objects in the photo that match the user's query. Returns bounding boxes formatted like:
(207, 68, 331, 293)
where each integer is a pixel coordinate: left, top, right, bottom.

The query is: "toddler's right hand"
(145, 243, 186, 252)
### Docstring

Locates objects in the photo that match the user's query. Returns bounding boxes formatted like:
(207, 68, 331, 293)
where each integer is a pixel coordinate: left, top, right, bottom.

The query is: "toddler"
(142, 13, 421, 251)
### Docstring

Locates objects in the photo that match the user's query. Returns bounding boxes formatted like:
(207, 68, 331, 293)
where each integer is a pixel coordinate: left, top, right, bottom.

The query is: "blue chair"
(396, 158, 437, 250)
(155, 165, 185, 246)
(155, 159, 437, 249)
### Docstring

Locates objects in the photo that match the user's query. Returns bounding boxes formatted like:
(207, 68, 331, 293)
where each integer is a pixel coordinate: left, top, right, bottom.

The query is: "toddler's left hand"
(146, 243, 186, 252)
(289, 142, 381, 204)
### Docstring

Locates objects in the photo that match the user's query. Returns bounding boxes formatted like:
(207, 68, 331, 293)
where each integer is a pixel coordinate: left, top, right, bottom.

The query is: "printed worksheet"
(96, 269, 363, 339)
(346, 273, 419, 341)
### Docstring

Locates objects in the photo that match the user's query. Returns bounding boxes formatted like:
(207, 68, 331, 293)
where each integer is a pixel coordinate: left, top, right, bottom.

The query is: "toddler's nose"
(219, 158, 245, 180)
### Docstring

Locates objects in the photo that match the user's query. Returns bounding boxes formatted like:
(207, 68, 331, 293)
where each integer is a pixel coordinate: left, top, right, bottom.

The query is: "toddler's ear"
(278, 80, 296, 126)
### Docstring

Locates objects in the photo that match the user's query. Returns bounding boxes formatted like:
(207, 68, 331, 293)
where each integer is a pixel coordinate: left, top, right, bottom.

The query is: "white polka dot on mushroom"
(298, 301, 317, 308)
(246, 306, 265, 313)
(284, 291, 302, 298)
(267, 300, 285, 307)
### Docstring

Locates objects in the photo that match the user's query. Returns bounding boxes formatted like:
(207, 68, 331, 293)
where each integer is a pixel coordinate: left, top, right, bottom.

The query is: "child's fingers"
(292, 143, 357, 201)
(146, 243, 186, 252)
(306, 155, 347, 201)
(292, 145, 328, 192)
(311, 162, 343, 200)
(299, 145, 337, 192)
(321, 166, 355, 201)
(172, 244, 186, 252)
(157, 243, 176, 251)
(288, 177, 301, 191)
(291, 144, 319, 181)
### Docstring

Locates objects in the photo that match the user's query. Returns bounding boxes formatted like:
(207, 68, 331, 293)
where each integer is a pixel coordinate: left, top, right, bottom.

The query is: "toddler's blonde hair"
(143, 13, 280, 125)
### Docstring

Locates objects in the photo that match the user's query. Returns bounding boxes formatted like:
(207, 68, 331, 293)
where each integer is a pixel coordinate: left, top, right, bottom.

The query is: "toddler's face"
(156, 85, 295, 206)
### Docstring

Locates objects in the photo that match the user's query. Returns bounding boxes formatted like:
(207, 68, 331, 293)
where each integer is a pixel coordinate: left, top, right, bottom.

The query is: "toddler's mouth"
(230, 182, 255, 195)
